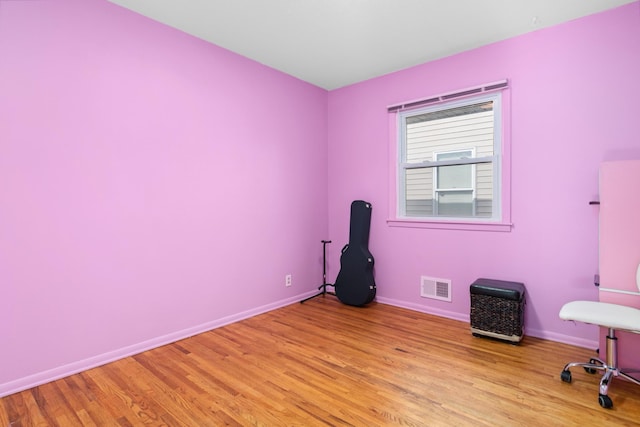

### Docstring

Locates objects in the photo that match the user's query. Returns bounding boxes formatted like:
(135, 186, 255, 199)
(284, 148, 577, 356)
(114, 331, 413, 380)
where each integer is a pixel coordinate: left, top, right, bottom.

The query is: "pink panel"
(598, 160, 640, 370)
(599, 160, 640, 295)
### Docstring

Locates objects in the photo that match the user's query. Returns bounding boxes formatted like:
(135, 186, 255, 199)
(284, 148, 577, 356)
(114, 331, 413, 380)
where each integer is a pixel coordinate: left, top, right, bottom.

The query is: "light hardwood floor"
(2, 296, 639, 426)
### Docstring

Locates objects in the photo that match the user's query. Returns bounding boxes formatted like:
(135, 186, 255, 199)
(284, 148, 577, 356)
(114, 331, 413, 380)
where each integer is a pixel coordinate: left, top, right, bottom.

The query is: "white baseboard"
(0, 292, 315, 398)
(3, 291, 598, 398)
(376, 297, 599, 350)
(375, 296, 470, 323)
(526, 329, 598, 350)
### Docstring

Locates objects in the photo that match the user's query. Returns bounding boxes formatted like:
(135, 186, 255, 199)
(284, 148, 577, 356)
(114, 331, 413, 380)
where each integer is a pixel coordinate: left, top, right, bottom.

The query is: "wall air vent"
(420, 276, 452, 302)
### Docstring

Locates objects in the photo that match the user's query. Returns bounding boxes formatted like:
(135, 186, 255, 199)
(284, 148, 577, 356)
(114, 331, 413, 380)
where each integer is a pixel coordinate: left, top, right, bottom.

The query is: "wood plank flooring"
(2, 297, 640, 426)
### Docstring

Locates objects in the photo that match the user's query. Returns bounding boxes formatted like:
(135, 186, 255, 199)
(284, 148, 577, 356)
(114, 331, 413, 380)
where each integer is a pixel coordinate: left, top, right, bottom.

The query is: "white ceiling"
(107, 0, 636, 90)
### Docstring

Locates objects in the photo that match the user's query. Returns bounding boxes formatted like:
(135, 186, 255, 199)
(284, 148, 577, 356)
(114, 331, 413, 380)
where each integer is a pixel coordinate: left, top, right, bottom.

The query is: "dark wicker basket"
(470, 294, 524, 337)
(470, 278, 525, 342)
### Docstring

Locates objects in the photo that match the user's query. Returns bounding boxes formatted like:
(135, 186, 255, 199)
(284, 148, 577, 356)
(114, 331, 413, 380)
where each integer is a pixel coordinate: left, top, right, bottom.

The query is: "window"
(390, 81, 511, 231)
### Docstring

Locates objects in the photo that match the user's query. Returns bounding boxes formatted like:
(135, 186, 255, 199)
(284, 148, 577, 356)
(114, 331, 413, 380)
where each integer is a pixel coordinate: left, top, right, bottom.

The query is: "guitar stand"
(300, 240, 335, 303)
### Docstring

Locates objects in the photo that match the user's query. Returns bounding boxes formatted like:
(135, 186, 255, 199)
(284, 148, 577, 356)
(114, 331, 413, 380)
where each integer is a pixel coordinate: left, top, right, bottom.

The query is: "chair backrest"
(637, 263, 640, 293)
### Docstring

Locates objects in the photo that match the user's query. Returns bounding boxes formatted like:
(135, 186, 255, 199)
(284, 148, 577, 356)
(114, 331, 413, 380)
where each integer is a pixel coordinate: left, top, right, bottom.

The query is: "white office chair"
(559, 264, 640, 409)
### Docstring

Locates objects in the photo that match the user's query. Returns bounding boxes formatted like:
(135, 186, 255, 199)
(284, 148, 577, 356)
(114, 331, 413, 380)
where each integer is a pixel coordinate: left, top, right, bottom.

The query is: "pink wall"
(2, 0, 639, 397)
(0, 0, 328, 395)
(327, 1, 640, 356)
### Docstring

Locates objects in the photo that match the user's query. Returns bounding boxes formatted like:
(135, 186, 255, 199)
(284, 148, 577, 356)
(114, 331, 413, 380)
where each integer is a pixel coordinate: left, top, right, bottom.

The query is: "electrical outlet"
(285, 274, 292, 287)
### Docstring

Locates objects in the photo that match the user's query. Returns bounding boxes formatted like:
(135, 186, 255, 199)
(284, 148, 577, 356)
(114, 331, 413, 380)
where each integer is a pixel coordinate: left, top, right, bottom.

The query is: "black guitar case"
(334, 200, 376, 307)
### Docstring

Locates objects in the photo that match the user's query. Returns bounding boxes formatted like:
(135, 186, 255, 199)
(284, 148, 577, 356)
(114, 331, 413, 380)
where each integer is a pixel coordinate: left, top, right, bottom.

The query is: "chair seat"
(560, 301, 640, 333)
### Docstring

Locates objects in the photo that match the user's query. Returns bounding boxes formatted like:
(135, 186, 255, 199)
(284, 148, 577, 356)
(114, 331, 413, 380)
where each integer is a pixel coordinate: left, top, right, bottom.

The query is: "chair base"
(560, 329, 640, 409)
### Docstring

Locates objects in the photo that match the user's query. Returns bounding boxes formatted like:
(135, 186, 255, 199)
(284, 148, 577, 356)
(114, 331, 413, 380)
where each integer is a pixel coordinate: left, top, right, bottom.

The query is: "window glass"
(398, 93, 501, 222)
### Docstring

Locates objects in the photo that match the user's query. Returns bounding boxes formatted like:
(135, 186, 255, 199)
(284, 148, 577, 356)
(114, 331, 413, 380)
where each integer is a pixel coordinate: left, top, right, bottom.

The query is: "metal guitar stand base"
(300, 240, 335, 303)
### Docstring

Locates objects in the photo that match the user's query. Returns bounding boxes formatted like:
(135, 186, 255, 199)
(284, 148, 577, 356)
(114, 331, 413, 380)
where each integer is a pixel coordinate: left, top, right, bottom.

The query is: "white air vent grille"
(420, 276, 452, 302)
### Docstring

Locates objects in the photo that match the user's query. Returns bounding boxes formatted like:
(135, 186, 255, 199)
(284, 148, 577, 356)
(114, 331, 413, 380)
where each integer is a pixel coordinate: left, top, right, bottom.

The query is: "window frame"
(387, 84, 512, 232)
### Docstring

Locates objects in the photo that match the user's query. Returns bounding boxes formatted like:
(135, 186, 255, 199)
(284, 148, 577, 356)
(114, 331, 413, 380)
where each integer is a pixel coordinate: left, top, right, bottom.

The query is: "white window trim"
(387, 83, 513, 232)
(398, 93, 500, 221)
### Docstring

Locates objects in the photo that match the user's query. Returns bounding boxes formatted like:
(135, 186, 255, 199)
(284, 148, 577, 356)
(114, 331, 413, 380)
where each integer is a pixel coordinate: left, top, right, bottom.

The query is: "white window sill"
(387, 218, 513, 232)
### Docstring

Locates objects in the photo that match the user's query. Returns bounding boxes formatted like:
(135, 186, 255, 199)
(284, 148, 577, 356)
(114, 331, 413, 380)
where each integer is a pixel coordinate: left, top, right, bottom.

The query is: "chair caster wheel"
(560, 370, 572, 383)
(584, 367, 597, 374)
(598, 394, 613, 409)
